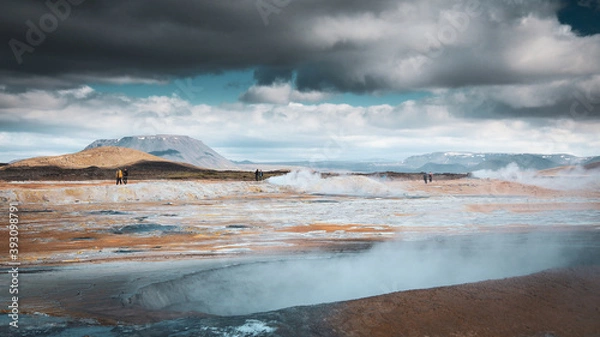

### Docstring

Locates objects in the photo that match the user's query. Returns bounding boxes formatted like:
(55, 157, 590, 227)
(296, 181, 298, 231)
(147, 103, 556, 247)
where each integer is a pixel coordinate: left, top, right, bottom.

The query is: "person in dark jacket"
(123, 168, 128, 185)
(423, 172, 428, 184)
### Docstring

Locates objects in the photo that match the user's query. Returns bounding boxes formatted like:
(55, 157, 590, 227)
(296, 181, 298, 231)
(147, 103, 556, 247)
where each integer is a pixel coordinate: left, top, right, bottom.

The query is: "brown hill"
(536, 165, 578, 176)
(0, 160, 289, 181)
(585, 161, 600, 170)
(5, 146, 174, 169)
(537, 164, 600, 176)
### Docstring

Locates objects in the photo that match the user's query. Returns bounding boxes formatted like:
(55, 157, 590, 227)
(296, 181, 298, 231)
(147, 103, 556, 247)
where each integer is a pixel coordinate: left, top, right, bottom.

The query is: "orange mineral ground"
(0, 174, 599, 336)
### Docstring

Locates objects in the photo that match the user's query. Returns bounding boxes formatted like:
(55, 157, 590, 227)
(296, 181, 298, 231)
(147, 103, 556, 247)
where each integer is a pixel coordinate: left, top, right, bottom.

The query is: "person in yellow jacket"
(116, 168, 123, 185)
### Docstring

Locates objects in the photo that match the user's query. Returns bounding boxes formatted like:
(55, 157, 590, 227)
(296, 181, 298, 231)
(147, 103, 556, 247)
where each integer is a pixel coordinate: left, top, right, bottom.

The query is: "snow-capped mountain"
(85, 135, 238, 170)
(274, 152, 595, 173)
(401, 152, 590, 172)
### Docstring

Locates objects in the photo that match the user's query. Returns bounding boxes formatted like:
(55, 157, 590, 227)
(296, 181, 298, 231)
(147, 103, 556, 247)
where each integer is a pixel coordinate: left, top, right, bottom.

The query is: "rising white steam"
(472, 162, 599, 191)
(267, 169, 405, 197)
(132, 232, 584, 316)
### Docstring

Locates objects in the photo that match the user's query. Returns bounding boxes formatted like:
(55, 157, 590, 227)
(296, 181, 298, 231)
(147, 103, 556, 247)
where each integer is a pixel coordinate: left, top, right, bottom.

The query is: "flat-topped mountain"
(85, 135, 238, 170)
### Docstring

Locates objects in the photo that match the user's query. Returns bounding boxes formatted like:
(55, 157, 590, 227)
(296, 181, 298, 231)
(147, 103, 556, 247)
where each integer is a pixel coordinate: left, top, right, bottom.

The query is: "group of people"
(423, 172, 433, 184)
(116, 168, 128, 185)
(254, 169, 264, 181)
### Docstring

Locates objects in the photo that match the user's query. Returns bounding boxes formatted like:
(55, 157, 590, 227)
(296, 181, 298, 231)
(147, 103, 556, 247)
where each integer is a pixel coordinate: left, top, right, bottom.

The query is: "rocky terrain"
(1, 149, 599, 337)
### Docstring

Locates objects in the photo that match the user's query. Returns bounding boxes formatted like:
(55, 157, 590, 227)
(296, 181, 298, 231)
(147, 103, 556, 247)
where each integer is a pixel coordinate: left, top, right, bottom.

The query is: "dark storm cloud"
(254, 67, 294, 86)
(463, 99, 600, 121)
(1, 0, 393, 90)
(2, 0, 600, 120)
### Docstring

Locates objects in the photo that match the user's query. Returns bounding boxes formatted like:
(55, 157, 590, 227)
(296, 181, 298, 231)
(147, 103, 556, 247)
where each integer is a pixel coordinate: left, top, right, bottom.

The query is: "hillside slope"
(85, 135, 237, 170)
(4, 146, 171, 169)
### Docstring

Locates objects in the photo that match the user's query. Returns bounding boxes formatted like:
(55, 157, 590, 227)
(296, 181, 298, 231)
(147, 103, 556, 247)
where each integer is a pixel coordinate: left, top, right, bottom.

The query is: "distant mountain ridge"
(85, 135, 238, 170)
(401, 152, 587, 171)
(251, 152, 595, 173)
(391, 152, 593, 173)
(584, 156, 600, 166)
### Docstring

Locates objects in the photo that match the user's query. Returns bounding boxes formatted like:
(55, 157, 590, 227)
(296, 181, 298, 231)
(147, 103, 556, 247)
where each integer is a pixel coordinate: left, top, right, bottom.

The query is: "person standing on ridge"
(123, 168, 128, 185)
(116, 168, 123, 185)
(423, 172, 428, 184)
(255, 169, 260, 181)
(429, 172, 433, 183)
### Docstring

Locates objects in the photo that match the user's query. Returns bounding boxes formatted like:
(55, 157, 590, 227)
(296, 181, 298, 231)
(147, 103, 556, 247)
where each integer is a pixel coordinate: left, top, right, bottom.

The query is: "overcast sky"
(1, 0, 599, 163)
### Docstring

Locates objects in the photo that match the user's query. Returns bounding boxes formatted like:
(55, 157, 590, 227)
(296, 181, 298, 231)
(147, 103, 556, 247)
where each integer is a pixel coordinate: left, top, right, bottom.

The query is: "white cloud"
(3, 0, 600, 99)
(308, 12, 394, 48)
(1, 86, 599, 163)
(76, 76, 167, 86)
(58, 86, 95, 99)
(503, 15, 600, 77)
(287, 1, 600, 93)
(0, 132, 87, 162)
(240, 82, 332, 104)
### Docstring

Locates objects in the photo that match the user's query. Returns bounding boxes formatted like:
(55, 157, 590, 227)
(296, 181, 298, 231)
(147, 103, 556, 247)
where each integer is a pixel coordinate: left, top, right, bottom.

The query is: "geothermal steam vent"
(130, 232, 583, 316)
